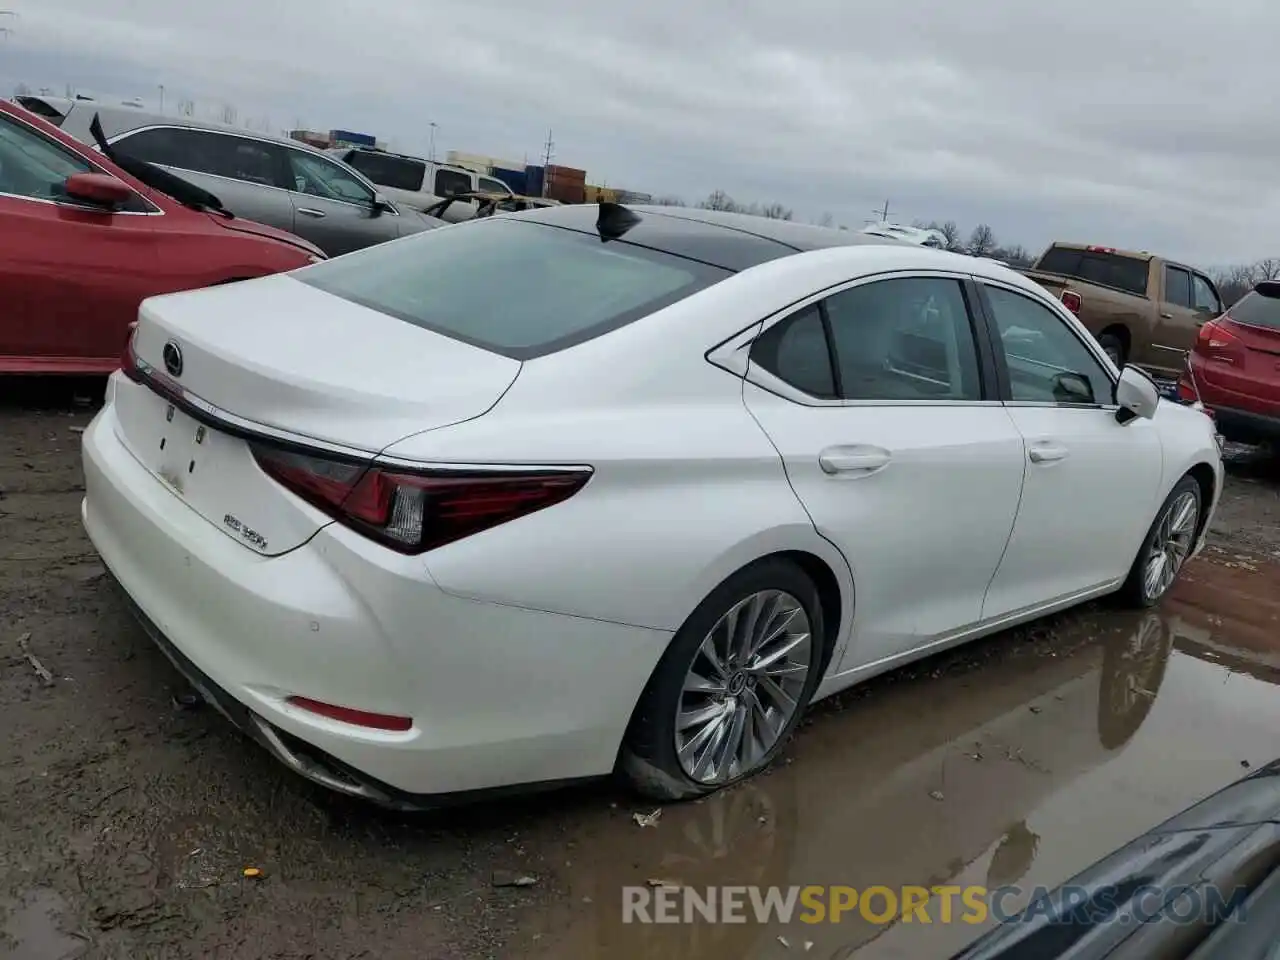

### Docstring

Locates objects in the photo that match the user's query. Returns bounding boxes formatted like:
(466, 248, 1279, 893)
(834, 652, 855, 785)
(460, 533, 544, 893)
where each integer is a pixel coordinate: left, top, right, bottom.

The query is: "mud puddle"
(532, 554, 1280, 960)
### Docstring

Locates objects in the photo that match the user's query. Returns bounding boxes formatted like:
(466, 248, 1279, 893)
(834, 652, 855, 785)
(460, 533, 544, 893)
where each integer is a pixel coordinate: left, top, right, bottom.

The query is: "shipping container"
(330, 129, 377, 147)
(616, 189, 653, 204)
(546, 180, 586, 204)
(289, 130, 332, 149)
(490, 167, 528, 195)
(525, 164, 546, 198)
(546, 164, 587, 183)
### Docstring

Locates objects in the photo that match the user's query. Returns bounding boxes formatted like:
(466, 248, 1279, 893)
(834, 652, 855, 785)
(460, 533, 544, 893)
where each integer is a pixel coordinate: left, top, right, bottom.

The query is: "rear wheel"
(1098, 332, 1126, 367)
(620, 559, 826, 801)
(1116, 476, 1201, 608)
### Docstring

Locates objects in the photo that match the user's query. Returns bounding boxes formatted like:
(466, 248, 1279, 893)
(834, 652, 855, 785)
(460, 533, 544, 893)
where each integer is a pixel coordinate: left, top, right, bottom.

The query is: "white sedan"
(81, 204, 1223, 807)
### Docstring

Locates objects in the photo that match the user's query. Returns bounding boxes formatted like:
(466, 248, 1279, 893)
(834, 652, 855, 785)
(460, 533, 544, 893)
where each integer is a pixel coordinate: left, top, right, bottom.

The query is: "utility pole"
(870, 199, 891, 224)
(0, 10, 16, 42)
(428, 121, 437, 163)
(158, 84, 165, 114)
(541, 128, 554, 198)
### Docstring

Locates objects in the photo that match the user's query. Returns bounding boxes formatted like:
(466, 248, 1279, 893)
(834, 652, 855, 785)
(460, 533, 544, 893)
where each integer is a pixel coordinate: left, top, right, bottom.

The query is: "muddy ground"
(3, 380, 1280, 960)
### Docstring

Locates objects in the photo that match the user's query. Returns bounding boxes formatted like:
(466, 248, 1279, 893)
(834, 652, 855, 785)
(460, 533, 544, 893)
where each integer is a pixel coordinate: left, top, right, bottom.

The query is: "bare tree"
(1255, 258, 1280, 280)
(996, 243, 1034, 267)
(758, 202, 793, 221)
(653, 195, 686, 207)
(13, 81, 30, 95)
(817, 212, 835, 228)
(698, 190, 738, 212)
(925, 220, 963, 252)
(967, 224, 997, 258)
(220, 103, 238, 125)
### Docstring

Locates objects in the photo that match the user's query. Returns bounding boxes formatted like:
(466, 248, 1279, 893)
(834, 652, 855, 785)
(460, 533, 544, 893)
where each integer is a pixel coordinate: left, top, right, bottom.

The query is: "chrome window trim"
(126, 362, 589, 473)
(105, 124, 390, 213)
(714, 268, 999, 409)
(0, 110, 163, 215)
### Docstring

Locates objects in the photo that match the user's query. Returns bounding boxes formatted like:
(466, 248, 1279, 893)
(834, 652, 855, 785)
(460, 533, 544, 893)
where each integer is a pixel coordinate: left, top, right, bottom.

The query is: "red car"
(0, 99, 324, 375)
(1180, 281, 1280, 444)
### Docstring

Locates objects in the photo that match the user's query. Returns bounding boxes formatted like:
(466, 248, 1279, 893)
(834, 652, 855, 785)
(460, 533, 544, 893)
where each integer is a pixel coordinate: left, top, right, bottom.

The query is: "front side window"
(434, 169, 472, 196)
(288, 151, 374, 204)
(1164, 266, 1193, 308)
(984, 285, 1112, 405)
(1191, 274, 1222, 314)
(0, 112, 93, 200)
(478, 176, 512, 196)
(297, 219, 727, 359)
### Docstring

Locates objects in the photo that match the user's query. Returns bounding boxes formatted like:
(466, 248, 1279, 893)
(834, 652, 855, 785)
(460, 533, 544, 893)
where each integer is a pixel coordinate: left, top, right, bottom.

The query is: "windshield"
(1035, 246, 1150, 297)
(297, 218, 728, 359)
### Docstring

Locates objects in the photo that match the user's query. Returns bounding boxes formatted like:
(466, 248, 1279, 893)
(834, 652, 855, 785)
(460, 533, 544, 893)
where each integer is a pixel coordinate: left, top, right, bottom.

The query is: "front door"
(285, 150, 390, 256)
(742, 274, 1026, 672)
(977, 281, 1164, 618)
(0, 110, 158, 365)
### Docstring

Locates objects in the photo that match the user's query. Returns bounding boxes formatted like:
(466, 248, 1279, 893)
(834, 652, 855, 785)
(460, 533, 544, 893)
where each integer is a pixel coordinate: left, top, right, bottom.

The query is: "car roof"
(508, 203, 900, 273)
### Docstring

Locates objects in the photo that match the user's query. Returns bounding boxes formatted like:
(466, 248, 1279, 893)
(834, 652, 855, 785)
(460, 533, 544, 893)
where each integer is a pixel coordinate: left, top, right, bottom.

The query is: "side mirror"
(1114, 365, 1160, 424)
(62, 172, 133, 209)
(1051, 371, 1095, 405)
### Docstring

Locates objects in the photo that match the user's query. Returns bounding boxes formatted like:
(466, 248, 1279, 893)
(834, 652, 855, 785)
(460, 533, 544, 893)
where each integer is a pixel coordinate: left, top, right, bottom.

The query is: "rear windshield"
(1229, 288, 1280, 330)
(297, 219, 728, 359)
(1035, 246, 1150, 297)
(345, 151, 425, 192)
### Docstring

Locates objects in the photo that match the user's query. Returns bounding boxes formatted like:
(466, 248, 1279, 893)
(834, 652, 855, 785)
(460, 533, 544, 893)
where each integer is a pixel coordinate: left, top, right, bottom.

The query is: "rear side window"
(1164, 266, 1193, 308)
(117, 128, 287, 188)
(434, 168, 472, 196)
(1228, 287, 1280, 330)
(345, 151, 425, 192)
(1192, 274, 1221, 314)
(297, 219, 727, 359)
(749, 305, 837, 398)
(1035, 247, 1150, 297)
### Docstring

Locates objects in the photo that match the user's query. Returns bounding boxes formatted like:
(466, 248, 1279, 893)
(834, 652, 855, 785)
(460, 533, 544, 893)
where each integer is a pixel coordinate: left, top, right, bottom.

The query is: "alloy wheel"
(673, 590, 813, 785)
(1142, 491, 1199, 601)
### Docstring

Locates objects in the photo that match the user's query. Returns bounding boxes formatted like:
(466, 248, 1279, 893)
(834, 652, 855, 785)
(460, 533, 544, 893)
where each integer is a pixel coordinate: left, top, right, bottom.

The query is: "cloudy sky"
(2, 0, 1276, 264)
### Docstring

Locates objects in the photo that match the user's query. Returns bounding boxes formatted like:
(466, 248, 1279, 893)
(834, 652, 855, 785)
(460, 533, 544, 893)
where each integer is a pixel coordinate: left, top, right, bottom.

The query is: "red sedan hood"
(203, 212, 324, 259)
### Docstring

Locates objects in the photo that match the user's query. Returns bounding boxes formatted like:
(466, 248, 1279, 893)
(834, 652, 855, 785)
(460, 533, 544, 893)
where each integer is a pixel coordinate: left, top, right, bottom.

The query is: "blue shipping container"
(490, 167, 527, 195)
(525, 164, 545, 197)
(330, 129, 377, 147)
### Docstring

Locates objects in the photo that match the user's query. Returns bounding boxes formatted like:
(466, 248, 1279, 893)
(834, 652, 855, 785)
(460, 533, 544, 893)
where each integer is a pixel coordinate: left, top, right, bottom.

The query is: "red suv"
(1180, 281, 1280, 444)
(0, 99, 324, 375)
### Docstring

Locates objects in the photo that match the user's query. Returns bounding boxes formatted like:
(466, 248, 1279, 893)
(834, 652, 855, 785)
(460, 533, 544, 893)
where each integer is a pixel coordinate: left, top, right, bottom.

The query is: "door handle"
(818, 446, 891, 476)
(1160, 312, 1173, 319)
(297, 208, 327, 218)
(1028, 443, 1069, 464)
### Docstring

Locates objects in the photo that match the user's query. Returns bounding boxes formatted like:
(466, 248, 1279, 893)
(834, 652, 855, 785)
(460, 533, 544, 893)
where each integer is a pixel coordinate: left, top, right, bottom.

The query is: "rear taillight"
(250, 443, 591, 553)
(1196, 317, 1243, 363)
(1060, 290, 1082, 314)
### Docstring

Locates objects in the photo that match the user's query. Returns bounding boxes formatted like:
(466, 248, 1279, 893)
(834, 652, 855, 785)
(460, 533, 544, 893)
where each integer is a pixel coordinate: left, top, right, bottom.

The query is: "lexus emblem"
(162, 340, 184, 378)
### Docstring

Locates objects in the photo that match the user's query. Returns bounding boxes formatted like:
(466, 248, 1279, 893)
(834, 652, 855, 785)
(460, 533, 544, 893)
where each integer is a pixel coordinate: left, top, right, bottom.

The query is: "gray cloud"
(4, 0, 1277, 263)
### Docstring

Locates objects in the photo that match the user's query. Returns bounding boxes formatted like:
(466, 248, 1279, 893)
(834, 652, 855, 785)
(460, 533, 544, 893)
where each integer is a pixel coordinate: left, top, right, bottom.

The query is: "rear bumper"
(1208, 405, 1280, 444)
(81, 395, 672, 803)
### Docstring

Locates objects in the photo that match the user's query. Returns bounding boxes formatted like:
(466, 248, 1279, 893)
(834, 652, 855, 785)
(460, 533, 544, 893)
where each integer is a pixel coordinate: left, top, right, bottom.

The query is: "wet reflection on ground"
(532, 554, 1280, 960)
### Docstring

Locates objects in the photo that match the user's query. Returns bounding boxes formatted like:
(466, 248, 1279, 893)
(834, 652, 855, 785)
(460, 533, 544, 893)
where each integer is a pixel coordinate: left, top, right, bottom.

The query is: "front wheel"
(1116, 476, 1201, 608)
(620, 559, 825, 801)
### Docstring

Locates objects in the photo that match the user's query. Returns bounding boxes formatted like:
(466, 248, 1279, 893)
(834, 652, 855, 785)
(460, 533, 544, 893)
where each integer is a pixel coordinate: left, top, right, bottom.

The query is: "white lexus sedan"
(81, 204, 1222, 808)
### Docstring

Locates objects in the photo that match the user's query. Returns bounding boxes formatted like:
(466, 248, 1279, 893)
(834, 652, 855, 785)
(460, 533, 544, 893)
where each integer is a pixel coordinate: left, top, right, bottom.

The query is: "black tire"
(1098, 333, 1126, 367)
(1115, 475, 1202, 608)
(619, 558, 826, 802)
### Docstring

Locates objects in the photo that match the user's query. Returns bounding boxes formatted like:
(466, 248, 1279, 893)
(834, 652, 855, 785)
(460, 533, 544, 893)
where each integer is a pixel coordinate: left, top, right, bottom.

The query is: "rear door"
(110, 126, 298, 235)
(742, 272, 1026, 671)
(977, 281, 1163, 617)
(281, 148, 396, 255)
(0, 108, 160, 364)
(1153, 264, 1204, 373)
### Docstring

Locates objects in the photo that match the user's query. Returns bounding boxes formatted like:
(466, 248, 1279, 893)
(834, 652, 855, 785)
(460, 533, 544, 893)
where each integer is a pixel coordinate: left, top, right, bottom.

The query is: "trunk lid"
(131, 274, 521, 451)
(118, 274, 521, 555)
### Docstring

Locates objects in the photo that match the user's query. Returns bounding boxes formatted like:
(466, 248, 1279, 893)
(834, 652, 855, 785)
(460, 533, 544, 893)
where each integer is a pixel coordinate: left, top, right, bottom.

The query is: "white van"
(328, 147, 514, 223)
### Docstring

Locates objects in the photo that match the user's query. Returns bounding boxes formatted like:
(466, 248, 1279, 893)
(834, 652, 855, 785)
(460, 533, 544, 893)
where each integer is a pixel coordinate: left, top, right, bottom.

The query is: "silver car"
(17, 97, 444, 257)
